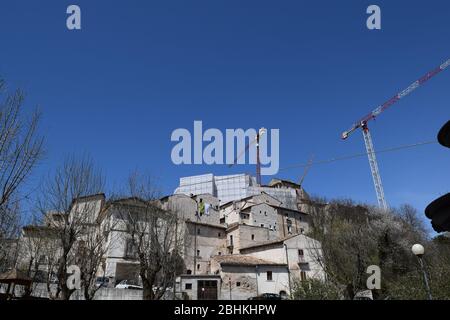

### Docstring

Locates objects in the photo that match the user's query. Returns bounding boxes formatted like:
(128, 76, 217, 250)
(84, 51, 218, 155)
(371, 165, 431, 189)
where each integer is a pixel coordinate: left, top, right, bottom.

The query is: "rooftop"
(219, 191, 281, 209)
(212, 255, 286, 266)
(185, 219, 226, 229)
(239, 234, 300, 251)
(268, 178, 301, 189)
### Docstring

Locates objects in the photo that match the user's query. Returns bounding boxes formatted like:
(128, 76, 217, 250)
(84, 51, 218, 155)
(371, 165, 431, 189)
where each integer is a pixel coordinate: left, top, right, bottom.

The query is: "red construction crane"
(342, 58, 450, 210)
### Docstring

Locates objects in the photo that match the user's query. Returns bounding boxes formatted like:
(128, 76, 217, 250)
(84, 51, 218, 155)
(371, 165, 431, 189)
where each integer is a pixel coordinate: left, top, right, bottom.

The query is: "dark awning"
(425, 193, 450, 233)
(438, 120, 450, 148)
(0, 269, 32, 285)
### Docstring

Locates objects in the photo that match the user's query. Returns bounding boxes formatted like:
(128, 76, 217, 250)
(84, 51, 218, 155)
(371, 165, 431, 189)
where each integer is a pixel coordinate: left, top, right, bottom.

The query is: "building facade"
(12, 174, 325, 300)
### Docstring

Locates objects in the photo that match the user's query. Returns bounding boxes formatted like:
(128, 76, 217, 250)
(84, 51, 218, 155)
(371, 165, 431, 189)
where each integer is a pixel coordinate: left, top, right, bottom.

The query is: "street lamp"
(411, 244, 432, 300)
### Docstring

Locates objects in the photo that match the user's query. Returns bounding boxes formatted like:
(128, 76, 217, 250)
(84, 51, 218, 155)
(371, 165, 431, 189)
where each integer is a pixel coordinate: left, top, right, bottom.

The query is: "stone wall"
(71, 288, 143, 300)
(184, 222, 227, 274)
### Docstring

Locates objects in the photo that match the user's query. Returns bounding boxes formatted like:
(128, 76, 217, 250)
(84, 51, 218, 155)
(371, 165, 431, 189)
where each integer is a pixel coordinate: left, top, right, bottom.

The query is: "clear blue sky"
(0, 1, 449, 226)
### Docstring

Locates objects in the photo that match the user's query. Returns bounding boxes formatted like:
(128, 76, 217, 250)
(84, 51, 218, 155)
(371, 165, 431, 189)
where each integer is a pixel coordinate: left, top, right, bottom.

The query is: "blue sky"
(0, 1, 449, 227)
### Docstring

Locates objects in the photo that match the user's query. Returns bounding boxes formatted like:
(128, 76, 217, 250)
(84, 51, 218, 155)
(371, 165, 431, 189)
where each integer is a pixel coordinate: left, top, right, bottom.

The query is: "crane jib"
(341, 57, 450, 209)
(343, 58, 450, 139)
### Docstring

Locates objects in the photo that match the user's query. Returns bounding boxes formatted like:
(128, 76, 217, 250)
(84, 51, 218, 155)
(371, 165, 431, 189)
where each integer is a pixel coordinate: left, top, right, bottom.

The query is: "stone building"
(159, 193, 226, 275)
(239, 234, 325, 283)
(12, 174, 326, 300)
(219, 192, 311, 253)
(175, 178, 325, 300)
(211, 255, 289, 300)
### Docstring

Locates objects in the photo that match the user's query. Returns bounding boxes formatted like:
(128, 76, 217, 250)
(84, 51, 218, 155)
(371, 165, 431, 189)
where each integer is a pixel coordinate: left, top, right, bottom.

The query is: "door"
(197, 280, 218, 300)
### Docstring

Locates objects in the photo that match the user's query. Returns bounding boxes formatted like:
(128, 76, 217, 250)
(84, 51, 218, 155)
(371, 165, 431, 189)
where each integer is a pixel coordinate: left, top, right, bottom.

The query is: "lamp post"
(411, 244, 432, 300)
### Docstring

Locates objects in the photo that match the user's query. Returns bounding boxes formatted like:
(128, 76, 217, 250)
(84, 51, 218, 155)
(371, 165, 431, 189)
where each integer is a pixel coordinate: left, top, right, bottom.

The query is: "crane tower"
(342, 58, 450, 210)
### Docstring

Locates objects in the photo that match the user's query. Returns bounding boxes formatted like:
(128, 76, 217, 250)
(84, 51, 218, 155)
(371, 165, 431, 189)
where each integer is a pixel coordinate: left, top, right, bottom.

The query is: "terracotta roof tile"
(212, 255, 286, 266)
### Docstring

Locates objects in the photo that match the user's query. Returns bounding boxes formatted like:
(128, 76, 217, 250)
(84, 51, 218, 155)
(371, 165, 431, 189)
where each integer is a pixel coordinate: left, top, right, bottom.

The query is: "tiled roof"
(239, 234, 300, 251)
(213, 255, 286, 266)
(219, 191, 280, 209)
(185, 219, 226, 229)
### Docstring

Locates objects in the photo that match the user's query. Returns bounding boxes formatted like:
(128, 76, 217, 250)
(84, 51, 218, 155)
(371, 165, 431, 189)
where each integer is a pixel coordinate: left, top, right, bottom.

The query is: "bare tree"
(0, 79, 44, 271)
(16, 225, 61, 297)
(0, 203, 21, 272)
(0, 80, 44, 209)
(303, 197, 450, 300)
(37, 155, 104, 300)
(113, 172, 184, 300)
(77, 211, 117, 300)
(305, 199, 375, 298)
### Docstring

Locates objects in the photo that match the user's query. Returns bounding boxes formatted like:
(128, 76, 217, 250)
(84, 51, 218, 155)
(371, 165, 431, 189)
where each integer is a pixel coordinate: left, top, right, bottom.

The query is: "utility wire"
(279, 140, 437, 171)
(175, 140, 437, 189)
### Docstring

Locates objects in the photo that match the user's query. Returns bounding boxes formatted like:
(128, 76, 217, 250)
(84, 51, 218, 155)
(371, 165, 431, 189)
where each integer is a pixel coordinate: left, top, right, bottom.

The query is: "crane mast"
(342, 58, 450, 209)
(362, 124, 387, 210)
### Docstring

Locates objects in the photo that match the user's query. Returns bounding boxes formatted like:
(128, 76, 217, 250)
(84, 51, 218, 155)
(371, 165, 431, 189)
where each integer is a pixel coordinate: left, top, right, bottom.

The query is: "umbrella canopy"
(0, 269, 32, 286)
(438, 120, 450, 148)
(425, 193, 450, 233)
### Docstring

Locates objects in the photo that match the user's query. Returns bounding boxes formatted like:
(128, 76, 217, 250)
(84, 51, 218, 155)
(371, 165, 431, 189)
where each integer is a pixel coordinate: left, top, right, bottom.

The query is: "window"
(197, 228, 201, 235)
(251, 234, 255, 240)
(267, 271, 273, 281)
(218, 232, 222, 237)
(261, 224, 264, 228)
(185, 283, 192, 290)
(218, 252, 222, 256)
(300, 271, 307, 281)
(126, 239, 138, 259)
(197, 250, 200, 256)
(236, 282, 241, 287)
(300, 228, 304, 234)
(298, 249, 304, 256)
(287, 219, 292, 234)
(186, 270, 192, 275)
(264, 211, 267, 216)
(197, 264, 201, 270)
